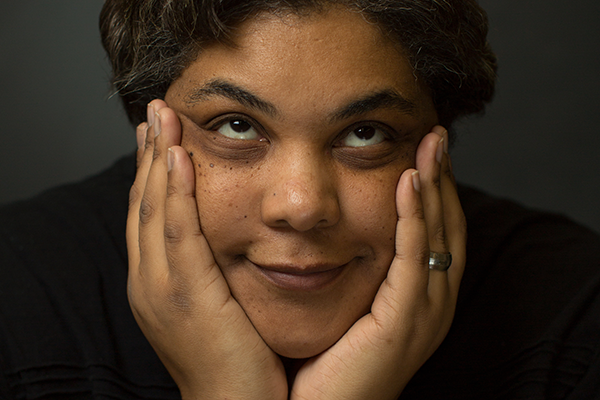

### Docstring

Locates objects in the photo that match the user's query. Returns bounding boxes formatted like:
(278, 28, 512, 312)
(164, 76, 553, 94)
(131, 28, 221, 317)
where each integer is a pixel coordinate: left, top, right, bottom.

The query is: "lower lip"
(255, 265, 346, 291)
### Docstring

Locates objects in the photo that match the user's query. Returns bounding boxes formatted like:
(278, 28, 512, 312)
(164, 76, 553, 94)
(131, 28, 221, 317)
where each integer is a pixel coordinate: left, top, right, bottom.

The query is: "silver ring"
(428, 251, 452, 271)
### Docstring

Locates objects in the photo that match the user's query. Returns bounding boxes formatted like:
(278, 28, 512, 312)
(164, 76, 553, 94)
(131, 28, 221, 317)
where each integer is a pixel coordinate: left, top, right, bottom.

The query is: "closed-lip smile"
(250, 260, 349, 291)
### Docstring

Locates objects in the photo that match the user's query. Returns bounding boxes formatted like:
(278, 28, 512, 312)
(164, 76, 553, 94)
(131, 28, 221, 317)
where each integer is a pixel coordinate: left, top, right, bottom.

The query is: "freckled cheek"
(343, 174, 400, 255)
(185, 152, 262, 253)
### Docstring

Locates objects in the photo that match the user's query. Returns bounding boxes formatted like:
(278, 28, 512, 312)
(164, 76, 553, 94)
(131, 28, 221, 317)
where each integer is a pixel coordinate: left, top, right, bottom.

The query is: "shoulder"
(403, 185, 600, 399)
(0, 155, 178, 399)
(0, 155, 133, 308)
(0, 154, 134, 259)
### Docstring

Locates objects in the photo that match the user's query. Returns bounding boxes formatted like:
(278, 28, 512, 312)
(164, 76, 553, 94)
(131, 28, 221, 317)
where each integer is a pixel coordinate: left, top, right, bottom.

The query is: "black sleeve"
(0, 337, 11, 399)
(401, 185, 600, 399)
(0, 155, 180, 399)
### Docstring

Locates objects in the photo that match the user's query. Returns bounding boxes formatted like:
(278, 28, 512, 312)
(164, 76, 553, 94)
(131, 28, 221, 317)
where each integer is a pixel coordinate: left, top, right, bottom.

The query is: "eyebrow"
(184, 79, 418, 122)
(185, 79, 278, 117)
(328, 90, 418, 123)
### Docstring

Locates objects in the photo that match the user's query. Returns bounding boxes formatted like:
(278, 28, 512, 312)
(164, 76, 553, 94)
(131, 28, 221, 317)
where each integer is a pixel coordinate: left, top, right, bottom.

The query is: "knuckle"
(397, 241, 430, 267)
(163, 220, 185, 245)
(443, 165, 454, 181)
(164, 274, 194, 315)
(126, 279, 148, 322)
(431, 173, 441, 191)
(144, 139, 153, 152)
(431, 223, 447, 247)
(412, 206, 426, 221)
(414, 243, 430, 267)
(166, 183, 178, 198)
(128, 184, 142, 209)
(138, 197, 157, 225)
(152, 145, 161, 161)
(166, 289, 192, 314)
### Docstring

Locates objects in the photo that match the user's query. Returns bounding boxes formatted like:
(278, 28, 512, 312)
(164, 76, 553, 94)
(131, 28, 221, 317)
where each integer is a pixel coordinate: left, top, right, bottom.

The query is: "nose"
(261, 154, 340, 232)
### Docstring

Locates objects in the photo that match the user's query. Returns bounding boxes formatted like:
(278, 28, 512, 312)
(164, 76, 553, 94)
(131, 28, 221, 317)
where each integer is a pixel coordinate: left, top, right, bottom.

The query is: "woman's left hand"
(290, 126, 466, 400)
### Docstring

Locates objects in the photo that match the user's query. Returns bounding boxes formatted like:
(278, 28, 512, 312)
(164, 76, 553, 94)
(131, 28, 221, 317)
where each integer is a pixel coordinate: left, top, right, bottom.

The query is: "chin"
(266, 331, 341, 359)
(251, 302, 369, 359)
(224, 256, 387, 360)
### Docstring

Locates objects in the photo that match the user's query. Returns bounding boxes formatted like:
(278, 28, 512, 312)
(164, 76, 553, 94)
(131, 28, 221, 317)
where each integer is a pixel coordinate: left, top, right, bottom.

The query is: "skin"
(127, 7, 466, 400)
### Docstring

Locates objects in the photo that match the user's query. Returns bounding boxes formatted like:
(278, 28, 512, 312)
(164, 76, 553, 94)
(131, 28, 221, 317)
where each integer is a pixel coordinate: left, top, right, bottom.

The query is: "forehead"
(168, 7, 433, 121)
(232, 8, 395, 65)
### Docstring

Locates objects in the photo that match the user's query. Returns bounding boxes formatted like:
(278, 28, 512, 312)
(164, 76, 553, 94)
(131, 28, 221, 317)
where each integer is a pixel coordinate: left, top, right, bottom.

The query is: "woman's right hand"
(126, 100, 288, 400)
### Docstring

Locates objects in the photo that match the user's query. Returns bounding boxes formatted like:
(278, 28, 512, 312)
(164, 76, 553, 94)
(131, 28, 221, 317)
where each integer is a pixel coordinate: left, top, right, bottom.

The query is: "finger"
(437, 134, 467, 298)
(373, 168, 429, 315)
(128, 121, 147, 269)
(127, 101, 167, 270)
(430, 126, 466, 297)
(163, 146, 225, 299)
(414, 131, 450, 310)
(136, 106, 182, 278)
(415, 129, 449, 257)
(136, 122, 149, 168)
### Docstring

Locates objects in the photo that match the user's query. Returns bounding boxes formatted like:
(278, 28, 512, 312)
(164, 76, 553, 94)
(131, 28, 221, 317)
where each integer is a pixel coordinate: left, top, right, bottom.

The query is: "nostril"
(261, 172, 340, 231)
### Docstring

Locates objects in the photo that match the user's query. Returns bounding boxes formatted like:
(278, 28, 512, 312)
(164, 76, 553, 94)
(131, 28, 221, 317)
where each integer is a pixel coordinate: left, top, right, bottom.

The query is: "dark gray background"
(1, 0, 599, 233)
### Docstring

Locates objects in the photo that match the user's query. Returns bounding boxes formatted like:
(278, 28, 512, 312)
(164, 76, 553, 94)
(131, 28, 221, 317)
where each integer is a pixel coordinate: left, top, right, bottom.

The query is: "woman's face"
(165, 7, 437, 358)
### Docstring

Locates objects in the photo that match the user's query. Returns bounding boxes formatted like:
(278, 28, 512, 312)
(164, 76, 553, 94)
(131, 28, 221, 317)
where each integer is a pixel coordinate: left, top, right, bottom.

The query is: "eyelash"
(208, 114, 399, 146)
(208, 114, 265, 137)
(334, 121, 397, 147)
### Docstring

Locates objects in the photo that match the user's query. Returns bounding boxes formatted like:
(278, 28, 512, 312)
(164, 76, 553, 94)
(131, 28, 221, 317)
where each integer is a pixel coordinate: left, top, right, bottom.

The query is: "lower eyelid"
(333, 147, 398, 169)
(186, 126, 270, 163)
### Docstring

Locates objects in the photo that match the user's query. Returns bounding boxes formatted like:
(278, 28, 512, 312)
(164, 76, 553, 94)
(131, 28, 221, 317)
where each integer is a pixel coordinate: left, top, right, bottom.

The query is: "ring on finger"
(428, 251, 452, 271)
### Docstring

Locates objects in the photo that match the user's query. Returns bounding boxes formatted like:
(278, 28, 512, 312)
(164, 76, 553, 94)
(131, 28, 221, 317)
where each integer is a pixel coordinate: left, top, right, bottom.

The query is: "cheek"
(339, 170, 403, 265)
(185, 149, 262, 258)
(344, 177, 398, 231)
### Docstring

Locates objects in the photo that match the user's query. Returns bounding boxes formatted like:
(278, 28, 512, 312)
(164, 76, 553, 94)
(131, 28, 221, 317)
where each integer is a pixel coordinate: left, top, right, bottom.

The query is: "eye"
(341, 125, 386, 147)
(216, 119, 260, 140)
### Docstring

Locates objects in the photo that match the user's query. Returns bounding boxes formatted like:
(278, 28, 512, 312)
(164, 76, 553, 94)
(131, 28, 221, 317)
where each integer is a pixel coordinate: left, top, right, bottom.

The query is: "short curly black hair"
(100, 0, 497, 130)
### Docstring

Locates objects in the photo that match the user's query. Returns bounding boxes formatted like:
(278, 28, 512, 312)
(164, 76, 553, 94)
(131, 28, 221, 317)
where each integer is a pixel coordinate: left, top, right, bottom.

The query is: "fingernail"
(147, 104, 155, 127)
(432, 125, 446, 136)
(436, 137, 444, 164)
(411, 170, 421, 192)
(443, 130, 449, 154)
(137, 122, 148, 150)
(154, 112, 161, 137)
(168, 148, 174, 171)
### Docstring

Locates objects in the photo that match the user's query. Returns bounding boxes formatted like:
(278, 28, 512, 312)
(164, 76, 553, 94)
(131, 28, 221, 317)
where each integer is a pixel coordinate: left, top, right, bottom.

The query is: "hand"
(126, 100, 288, 400)
(290, 126, 466, 400)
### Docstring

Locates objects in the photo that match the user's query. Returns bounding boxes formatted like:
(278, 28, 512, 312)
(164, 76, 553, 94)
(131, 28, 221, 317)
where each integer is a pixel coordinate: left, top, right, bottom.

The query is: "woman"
(114, 0, 492, 396)
(1, 0, 599, 399)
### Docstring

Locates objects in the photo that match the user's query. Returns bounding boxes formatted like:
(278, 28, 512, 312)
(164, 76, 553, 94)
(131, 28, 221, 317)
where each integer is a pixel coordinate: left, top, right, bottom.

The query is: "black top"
(1, 155, 599, 399)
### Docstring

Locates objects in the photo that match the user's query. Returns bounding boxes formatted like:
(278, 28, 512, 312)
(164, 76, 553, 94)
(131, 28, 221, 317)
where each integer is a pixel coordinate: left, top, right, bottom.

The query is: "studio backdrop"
(1, 0, 599, 232)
